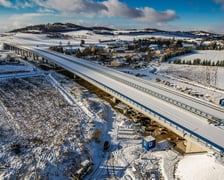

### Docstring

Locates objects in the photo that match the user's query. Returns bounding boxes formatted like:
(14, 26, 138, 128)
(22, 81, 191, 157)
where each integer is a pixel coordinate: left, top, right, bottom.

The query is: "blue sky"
(0, 0, 224, 33)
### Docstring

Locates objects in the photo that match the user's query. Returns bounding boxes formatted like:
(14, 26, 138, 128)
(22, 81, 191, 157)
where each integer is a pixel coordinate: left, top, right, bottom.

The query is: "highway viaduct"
(3, 43, 224, 154)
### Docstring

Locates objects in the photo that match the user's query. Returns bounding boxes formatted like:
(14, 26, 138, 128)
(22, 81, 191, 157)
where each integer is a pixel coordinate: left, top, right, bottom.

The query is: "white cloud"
(0, 0, 12, 7)
(15, 0, 34, 8)
(34, 0, 107, 14)
(0, 0, 179, 32)
(139, 8, 178, 23)
(0, 0, 35, 9)
(102, 0, 177, 23)
(215, 0, 224, 8)
(102, 0, 143, 18)
(37, 8, 54, 13)
(34, 0, 177, 23)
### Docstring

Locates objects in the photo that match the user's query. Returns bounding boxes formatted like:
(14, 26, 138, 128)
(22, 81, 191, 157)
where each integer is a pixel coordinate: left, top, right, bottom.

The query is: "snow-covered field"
(0, 29, 200, 49)
(176, 154, 224, 180)
(63, 30, 193, 43)
(157, 64, 224, 102)
(1, 33, 81, 48)
(0, 52, 34, 74)
(169, 50, 224, 63)
(113, 65, 224, 106)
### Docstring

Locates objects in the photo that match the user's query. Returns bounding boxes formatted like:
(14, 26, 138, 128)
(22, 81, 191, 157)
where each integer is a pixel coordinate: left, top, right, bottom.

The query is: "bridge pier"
(31, 54, 38, 61)
(74, 74, 78, 79)
(112, 97, 119, 104)
(18, 49, 21, 55)
(21, 50, 24, 56)
(28, 51, 32, 57)
(43, 58, 48, 63)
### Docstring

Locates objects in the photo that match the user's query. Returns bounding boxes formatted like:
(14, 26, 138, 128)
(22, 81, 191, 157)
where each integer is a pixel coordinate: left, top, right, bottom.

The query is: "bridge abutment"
(184, 139, 207, 153)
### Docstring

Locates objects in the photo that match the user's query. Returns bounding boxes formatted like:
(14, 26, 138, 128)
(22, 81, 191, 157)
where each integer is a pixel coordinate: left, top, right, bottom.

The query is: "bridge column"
(32, 53, 35, 60)
(41, 57, 45, 62)
(73, 74, 81, 80)
(16, 48, 19, 55)
(2, 43, 7, 50)
(112, 97, 119, 104)
(43, 58, 48, 63)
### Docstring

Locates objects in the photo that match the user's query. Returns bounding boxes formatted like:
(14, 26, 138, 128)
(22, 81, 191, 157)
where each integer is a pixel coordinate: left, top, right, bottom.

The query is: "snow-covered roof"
(149, 44, 159, 50)
(143, 136, 156, 142)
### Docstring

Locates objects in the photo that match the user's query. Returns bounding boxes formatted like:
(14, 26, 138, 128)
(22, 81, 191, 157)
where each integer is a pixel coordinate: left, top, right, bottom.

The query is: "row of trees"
(172, 58, 224, 66)
(162, 49, 192, 62)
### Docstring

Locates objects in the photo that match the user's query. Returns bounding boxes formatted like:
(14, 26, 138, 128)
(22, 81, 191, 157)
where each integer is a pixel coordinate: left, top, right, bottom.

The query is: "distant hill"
(9, 22, 224, 40)
(9, 23, 115, 33)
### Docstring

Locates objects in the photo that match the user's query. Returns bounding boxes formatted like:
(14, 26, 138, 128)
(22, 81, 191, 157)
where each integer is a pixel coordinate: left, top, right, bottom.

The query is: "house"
(155, 50, 163, 55)
(110, 58, 126, 67)
(149, 44, 159, 51)
(64, 47, 80, 55)
(182, 43, 195, 51)
(113, 47, 125, 53)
